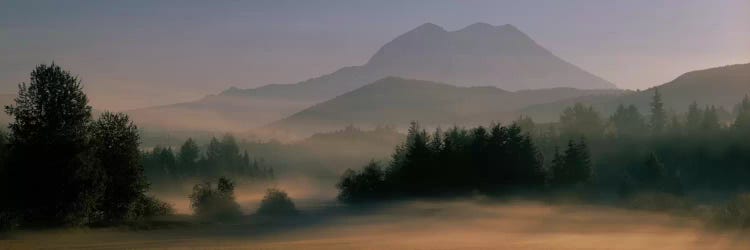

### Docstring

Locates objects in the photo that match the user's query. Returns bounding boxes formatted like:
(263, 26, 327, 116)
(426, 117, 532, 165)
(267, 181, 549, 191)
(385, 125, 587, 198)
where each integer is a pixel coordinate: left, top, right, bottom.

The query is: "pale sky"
(2, 0, 749, 110)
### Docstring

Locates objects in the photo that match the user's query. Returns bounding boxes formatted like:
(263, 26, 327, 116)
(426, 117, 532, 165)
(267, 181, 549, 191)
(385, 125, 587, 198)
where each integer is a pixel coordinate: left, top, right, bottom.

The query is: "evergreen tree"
(733, 95, 750, 131)
(610, 104, 646, 137)
(559, 103, 603, 139)
(514, 115, 536, 135)
(626, 153, 683, 195)
(3, 63, 102, 226)
(551, 139, 592, 187)
(649, 88, 667, 134)
(549, 147, 565, 186)
(701, 105, 720, 131)
(686, 101, 703, 133)
(177, 138, 200, 177)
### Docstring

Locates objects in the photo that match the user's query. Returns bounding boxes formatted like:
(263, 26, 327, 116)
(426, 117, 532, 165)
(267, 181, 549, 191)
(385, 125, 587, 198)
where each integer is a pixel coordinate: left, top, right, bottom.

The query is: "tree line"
(143, 135, 274, 184)
(338, 89, 750, 202)
(337, 122, 593, 202)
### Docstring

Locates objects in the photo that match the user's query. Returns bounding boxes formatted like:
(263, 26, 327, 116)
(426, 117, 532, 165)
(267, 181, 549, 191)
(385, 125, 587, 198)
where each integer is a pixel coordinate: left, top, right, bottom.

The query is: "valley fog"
(2, 1, 749, 249)
(4, 198, 749, 249)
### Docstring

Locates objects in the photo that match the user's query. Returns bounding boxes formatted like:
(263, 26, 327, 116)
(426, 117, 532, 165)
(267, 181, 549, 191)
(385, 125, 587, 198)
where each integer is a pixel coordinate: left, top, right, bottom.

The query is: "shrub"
(127, 195, 174, 220)
(711, 193, 750, 229)
(189, 177, 242, 221)
(337, 161, 385, 203)
(257, 188, 297, 216)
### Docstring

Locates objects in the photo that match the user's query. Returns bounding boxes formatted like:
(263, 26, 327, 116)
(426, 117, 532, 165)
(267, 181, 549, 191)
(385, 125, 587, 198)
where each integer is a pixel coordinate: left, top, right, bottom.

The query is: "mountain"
(271, 77, 623, 134)
(364, 23, 614, 90)
(129, 22, 614, 132)
(521, 63, 750, 122)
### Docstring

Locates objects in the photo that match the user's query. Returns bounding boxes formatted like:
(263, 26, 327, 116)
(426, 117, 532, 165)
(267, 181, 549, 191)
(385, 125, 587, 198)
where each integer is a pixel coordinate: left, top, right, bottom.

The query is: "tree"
(649, 88, 667, 134)
(257, 188, 297, 216)
(337, 161, 386, 202)
(550, 139, 592, 187)
(3, 63, 102, 226)
(189, 177, 241, 221)
(686, 101, 703, 133)
(701, 105, 720, 131)
(90, 112, 147, 223)
(177, 138, 200, 177)
(559, 103, 603, 138)
(734, 95, 750, 131)
(610, 104, 646, 137)
(625, 153, 683, 195)
(514, 115, 536, 135)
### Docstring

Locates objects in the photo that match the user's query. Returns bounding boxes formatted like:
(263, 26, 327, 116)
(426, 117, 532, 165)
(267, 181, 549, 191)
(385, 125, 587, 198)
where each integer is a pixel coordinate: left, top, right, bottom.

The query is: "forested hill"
(270, 77, 624, 134)
(521, 63, 750, 122)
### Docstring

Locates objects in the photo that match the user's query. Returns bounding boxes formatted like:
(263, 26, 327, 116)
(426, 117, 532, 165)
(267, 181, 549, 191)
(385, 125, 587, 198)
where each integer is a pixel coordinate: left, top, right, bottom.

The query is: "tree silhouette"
(3, 63, 102, 226)
(686, 101, 703, 133)
(550, 139, 591, 187)
(610, 104, 646, 137)
(90, 112, 147, 223)
(734, 95, 750, 131)
(649, 88, 667, 134)
(559, 103, 603, 139)
(177, 138, 200, 177)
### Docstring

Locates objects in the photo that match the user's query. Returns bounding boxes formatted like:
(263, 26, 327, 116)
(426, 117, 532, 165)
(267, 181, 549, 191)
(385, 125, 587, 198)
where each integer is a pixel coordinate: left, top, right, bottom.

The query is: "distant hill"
(521, 63, 750, 122)
(129, 22, 614, 132)
(271, 77, 623, 134)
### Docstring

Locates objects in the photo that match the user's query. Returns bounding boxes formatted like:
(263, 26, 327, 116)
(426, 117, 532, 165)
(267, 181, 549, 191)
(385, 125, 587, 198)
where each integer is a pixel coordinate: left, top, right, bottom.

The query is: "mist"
(5, 198, 750, 249)
(2, 1, 750, 249)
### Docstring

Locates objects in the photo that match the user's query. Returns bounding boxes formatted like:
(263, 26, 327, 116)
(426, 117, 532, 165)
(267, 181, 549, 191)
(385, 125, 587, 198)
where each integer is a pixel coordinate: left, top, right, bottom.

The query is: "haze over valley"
(2, 1, 750, 249)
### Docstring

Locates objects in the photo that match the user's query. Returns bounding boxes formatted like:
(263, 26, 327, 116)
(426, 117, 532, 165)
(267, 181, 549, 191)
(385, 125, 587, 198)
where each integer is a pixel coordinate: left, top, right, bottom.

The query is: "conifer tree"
(649, 88, 667, 134)
(733, 95, 750, 131)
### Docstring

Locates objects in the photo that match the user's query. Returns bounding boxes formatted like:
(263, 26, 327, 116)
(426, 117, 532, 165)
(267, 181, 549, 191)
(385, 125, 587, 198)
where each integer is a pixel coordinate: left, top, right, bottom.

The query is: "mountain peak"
(412, 22, 446, 33)
(460, 22, 495, 32)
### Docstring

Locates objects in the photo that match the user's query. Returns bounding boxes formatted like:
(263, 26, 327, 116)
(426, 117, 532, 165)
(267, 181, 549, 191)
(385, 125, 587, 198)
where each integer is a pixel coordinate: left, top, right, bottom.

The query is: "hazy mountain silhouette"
(223, 22, 613, 98)
(521, 63, 750, 122)
(130, 22, 614, 131)
(270, 77, 623, 134)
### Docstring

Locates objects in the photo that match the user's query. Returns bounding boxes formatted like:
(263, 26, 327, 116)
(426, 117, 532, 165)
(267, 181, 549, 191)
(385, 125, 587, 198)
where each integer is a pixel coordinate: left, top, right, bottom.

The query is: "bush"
(337, 161, 386, 203)
(189, 177, 242, 221)
(711, 193, 750, 229)
(127, 195, 174, 220)
(257, 189, 297, 216)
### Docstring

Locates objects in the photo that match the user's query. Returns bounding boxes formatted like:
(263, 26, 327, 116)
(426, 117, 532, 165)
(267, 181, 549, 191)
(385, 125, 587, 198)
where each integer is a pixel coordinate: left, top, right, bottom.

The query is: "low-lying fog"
(4, 180, 749, 250)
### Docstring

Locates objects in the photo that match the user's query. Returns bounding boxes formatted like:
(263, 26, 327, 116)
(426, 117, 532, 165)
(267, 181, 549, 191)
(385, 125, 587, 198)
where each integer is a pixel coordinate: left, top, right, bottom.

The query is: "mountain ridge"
(520, 62, 750, 122)
(129, 22, 616, 132)
(270, 77, 624, 135)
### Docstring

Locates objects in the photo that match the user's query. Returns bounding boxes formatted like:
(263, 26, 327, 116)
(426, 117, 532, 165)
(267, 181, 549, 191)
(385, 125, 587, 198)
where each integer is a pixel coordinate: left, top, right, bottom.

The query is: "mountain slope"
(271, 77, 623, 134)
(130, 22, 614, 132)
(364, 23, 613, 90)
(521, 63, 750, 122)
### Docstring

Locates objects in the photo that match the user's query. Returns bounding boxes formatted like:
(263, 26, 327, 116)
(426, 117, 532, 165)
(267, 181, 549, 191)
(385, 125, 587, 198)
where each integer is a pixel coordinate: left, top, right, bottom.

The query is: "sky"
(2, 0, 749, 110)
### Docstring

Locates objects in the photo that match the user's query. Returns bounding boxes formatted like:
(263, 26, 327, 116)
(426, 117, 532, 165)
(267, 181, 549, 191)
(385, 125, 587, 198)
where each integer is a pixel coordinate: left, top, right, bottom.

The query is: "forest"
(338, 89, 750, 218)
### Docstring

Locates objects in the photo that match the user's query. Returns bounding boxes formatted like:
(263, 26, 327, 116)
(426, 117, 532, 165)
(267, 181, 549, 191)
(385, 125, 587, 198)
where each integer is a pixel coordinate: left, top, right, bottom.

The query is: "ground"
(2, 199, 748, 249)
